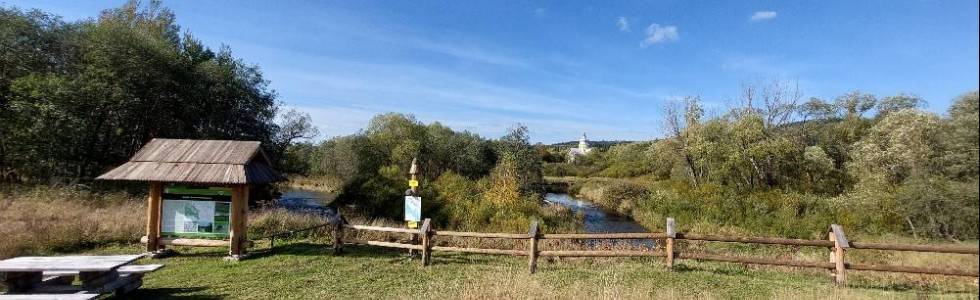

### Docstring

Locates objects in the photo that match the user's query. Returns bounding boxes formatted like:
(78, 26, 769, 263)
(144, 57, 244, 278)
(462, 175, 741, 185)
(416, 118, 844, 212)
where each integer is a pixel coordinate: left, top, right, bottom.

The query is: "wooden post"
(527, 221, 540, 274)
(829, 224, 849, 285)
(406, 157, 419, 258)
(666, 217, 676, 270)
(332, 218, 344, 255)
(145, 182, 163, 253)
(420, 218, 432, 266)
(228, 185, 248, 259)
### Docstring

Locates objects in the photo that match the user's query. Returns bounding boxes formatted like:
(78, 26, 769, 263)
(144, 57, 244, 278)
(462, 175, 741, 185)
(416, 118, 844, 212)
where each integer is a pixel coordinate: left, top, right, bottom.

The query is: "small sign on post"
(405, 196, 421, 224)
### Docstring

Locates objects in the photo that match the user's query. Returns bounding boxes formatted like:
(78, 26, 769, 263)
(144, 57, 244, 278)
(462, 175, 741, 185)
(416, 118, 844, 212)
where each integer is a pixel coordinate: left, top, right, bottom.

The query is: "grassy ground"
(73, 241, 979, 299)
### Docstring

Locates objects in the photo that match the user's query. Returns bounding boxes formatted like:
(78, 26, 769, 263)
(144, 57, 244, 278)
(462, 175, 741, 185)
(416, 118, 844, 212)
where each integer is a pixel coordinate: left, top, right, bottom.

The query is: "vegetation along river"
(277, 189, 651, 243)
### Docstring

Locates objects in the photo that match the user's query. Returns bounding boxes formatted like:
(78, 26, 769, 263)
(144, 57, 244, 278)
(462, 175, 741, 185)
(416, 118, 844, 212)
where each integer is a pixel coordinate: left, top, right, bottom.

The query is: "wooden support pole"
(420, 218, 432, 266)
(228, 185, 248, 259)
(829, 224, 849, 285)
(527, 221, 540, 274)
(666, 217, 676, 270)
(333, 218, 344, 255)
(145, 182, 163, 253)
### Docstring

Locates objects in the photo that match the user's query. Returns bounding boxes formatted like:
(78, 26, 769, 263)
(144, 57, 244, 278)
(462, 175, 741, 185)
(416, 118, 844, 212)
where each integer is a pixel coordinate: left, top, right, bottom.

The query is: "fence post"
(332, 219, 344, 255)
(528, 221, 540, 274)
(829, 224, 849, 285)
(666, 218, 676, 270)
(420, 218, 432, 266)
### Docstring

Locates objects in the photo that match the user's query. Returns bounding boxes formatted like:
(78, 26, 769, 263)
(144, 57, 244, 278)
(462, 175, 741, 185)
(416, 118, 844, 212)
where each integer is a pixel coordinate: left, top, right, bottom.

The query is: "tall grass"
(0, 185, 145, 258)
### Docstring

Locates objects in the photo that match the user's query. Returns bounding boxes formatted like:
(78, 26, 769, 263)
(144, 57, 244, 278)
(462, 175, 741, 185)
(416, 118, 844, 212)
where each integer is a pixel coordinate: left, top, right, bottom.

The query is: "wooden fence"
(327, 218, 978, 285)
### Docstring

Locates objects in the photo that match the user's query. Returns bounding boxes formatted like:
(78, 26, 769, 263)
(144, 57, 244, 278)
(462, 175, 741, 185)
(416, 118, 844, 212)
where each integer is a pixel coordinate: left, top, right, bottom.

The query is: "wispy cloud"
(642, 23, 679, 46)
(616, 17, 630, 32)
(750, 11, 778, 22)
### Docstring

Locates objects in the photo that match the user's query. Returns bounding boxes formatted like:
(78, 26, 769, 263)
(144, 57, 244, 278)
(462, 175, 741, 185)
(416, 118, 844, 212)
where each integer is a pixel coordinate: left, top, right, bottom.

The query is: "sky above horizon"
(6, 1, 979, 143)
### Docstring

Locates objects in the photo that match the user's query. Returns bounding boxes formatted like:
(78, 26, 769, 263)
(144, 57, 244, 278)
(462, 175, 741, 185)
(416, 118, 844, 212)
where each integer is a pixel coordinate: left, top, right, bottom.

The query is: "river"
(544, 193, 649, 233)
(276, 190, 650, 236)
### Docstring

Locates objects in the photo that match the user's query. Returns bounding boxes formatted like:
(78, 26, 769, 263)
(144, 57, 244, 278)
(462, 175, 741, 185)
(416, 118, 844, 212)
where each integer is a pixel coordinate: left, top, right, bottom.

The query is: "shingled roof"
(97, 139, 285, 185)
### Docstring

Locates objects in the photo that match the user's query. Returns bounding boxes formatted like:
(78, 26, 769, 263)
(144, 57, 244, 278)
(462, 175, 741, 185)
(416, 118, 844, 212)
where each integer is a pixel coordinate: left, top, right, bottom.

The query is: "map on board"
(161, 186, 232, 238)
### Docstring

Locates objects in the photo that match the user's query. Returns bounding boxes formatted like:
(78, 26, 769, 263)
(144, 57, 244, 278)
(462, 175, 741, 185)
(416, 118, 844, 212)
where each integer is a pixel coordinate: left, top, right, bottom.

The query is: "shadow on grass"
(114, 287, 224, 300)
(429, 252, 503, 266)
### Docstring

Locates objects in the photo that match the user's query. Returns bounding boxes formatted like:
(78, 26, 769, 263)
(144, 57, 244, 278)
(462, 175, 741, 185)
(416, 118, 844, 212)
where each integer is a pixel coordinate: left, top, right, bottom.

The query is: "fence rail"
(328, 217, 979, 285)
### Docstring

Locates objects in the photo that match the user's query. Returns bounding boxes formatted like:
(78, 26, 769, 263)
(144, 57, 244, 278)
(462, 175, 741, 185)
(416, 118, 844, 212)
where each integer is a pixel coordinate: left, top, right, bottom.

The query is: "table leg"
(2, 271, 42, 293)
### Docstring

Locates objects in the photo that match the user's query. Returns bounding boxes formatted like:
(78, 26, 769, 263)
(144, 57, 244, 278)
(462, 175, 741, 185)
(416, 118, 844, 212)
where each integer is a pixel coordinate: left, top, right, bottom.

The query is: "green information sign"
(161, 186, 232, 239)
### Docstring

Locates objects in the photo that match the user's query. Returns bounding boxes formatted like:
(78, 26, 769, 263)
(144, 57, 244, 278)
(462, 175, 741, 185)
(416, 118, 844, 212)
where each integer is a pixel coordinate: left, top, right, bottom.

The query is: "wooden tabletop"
(0, 255, 143, 272)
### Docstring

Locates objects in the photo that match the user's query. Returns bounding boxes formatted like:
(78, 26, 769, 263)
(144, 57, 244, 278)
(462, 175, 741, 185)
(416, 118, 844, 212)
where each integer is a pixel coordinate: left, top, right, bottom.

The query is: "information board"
(404, 196, 421, 222)
(161, 186, 232, 239)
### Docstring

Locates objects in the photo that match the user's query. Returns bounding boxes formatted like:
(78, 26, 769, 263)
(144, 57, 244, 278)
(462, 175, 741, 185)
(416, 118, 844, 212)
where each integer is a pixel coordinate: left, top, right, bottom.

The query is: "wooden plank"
(431, 246, 527, 256)
(676, 252, 835, 269)
(848, 242, 979, 254)
(41, 264, 162, 277)
(0, 255, 142, 272)
(677, 233, 835, 247)
(141, 236, 250, 248)
(146, 182, 163, 252)
(118, 264, 164, 274)
(539, 250, 664, 257)
(527, 221, 539, 274)
(346, 240, 424, 250)
(846, 263, 979, 277)
(348, 225, 422, 234)
(541, 233, 668, 239)
(434, 231, 530, 239)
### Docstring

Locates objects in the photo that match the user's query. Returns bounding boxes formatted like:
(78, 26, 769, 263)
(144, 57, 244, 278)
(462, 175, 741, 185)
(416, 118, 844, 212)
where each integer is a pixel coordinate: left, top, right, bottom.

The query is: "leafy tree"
(1, 1, 284, 181)
(876, 93, 924, 118)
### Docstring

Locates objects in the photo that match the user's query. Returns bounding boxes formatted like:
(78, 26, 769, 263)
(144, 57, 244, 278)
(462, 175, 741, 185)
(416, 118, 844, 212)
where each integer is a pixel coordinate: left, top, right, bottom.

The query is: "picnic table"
(0, 255, 162, 299)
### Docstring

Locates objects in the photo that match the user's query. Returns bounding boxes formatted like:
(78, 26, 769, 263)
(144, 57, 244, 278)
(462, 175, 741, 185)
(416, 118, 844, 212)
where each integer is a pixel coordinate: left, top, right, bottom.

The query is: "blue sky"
(6, 1, 979, 143)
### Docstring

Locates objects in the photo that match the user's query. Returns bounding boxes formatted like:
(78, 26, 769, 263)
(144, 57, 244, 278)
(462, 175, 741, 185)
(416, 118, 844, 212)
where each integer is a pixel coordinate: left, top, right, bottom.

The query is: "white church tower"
(567, 133, 593, 162)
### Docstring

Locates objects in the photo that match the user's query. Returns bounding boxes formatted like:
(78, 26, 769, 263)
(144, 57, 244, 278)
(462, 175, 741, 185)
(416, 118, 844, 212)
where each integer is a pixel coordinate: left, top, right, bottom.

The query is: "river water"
(543, 193, 649, 233)
(276, 190, 650, 237)
(274, 189, 338, 216)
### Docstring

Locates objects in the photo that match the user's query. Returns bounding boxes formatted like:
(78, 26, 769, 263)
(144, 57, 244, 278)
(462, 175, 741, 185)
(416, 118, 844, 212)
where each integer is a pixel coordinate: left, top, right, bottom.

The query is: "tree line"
(545, 81, 978, 239)
(1, 2, 314, 182)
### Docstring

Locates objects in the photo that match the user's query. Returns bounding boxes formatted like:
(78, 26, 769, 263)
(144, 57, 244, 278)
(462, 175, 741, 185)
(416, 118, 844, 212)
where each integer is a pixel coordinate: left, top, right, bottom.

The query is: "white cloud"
(750, 11, 778, 22)
(642, 23, 679, 46)
(616, 17, 630, 32)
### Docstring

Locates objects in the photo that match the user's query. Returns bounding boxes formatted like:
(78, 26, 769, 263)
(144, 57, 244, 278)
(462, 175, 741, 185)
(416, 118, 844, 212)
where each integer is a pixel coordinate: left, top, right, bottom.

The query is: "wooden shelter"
(97, 138, 284, 259)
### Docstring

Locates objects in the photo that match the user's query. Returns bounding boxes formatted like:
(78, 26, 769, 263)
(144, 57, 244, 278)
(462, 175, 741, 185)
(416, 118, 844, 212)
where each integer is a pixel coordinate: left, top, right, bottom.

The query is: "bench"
(42, 264, 164, 278)
(1, 255, 157, 298)
(37, 264, 164, 294)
